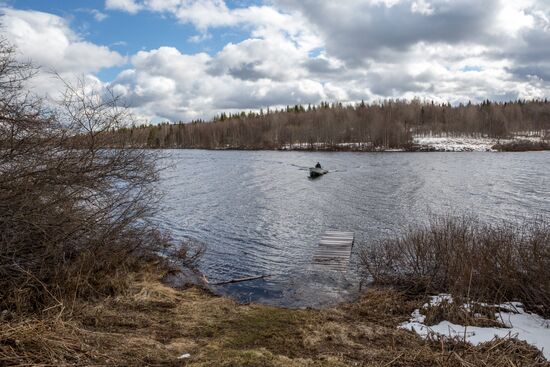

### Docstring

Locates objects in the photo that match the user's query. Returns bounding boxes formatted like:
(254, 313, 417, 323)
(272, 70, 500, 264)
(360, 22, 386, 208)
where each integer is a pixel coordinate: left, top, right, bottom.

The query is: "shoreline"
(4, 265, 548, 366)
(131, 146, 550, 152)
(128, 137, 550, 152)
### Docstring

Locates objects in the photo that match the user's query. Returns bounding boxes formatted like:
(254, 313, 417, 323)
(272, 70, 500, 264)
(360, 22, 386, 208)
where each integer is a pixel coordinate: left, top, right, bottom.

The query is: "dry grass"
(421, 299, 506, 328)
(2, 267, 548, 366)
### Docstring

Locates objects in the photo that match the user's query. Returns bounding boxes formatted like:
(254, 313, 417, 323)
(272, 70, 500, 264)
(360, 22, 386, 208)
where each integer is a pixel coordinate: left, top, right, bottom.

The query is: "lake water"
(156, 150, 550, 307)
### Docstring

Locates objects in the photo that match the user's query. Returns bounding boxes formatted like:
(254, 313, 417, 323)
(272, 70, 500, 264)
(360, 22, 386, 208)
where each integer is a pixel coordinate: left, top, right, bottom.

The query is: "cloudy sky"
(1, 0, 550, 122)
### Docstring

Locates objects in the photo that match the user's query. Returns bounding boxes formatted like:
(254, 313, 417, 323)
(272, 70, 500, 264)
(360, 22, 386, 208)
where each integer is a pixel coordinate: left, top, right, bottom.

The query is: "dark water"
(155, 150, 550, 307)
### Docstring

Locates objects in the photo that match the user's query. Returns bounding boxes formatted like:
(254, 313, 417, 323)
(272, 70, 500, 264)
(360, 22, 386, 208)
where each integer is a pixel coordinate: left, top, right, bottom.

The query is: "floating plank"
(311, 230, 354, 272)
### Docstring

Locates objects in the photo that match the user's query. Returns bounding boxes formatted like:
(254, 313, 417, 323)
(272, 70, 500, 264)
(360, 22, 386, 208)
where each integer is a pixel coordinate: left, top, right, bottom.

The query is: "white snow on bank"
(413, 135, 544, 152)
(277, 134, 547, 151)
(413, 137, 498, 151)
(280, 142, 373, 150)
(401, 295, 550, 359)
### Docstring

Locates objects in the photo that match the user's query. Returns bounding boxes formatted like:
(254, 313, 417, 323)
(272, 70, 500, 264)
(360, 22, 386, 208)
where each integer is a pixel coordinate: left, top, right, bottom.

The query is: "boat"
(309, 167, 328, 178)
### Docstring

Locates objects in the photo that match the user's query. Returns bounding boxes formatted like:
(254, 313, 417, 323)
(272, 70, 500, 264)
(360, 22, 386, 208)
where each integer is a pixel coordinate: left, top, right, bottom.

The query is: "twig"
(452, 352, 475, 367)
(382, 353, 404, 367)
(211, 274, 271, 286)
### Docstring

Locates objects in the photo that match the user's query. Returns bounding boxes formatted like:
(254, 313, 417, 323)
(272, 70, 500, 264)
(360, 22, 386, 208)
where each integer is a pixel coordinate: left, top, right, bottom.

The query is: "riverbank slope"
(2, 264, 548, 366)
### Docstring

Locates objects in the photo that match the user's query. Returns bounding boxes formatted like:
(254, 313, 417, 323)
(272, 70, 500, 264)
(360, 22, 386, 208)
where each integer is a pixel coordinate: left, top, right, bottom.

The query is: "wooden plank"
(319, 241, 351, 248)
(318, 241, 353, 246)
(323, 235, 353, 241)
(318, 246, 350, 250)
(317, 250, 351, 253)
(313, 263, 347, 268)
(313, 258, 348, 262)
(314, 251, 350, 256)
(322, 240, 352, 243)
(321, 239, 352, 242)
(320, 238, 353, 243)
(312, 230, 354, 272)
(315, 251, 350, 255)
(315, 254, 349, 258)
(315, 255, 349, 259)
(318, 246, 351, 250)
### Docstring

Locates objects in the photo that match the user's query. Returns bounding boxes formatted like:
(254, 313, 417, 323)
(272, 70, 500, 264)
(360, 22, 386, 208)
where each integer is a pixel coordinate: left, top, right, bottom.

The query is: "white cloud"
(411, 0, 434, 15)
(109, 45, 330, 121)
(91, 9, 109, 21)
(1, 8, 125, 74)
(97, 0, 549, 121)
(188, 32, 212, 43)
(0, 7, 126, 98)
(4, 1, 550, 122)
(105, 0, 143, 14)
(210, 36, 308, 81)
(106, 0, 322, 51)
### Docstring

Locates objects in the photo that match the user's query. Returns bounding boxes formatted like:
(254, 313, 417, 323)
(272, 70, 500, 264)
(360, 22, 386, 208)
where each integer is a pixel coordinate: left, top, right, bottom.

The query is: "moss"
(220, 306, 314, 357)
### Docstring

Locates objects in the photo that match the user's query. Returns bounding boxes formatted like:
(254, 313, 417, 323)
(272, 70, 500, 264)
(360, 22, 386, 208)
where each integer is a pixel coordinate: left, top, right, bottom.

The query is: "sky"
(1, 0, 550, 123)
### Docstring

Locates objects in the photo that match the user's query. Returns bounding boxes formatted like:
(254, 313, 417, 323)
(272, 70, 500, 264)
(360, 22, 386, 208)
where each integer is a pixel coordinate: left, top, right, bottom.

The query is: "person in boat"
(315, 162, 322, 169)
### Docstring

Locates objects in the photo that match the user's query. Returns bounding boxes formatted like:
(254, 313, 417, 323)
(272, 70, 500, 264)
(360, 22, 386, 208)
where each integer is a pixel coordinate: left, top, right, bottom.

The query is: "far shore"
(130, 136, 550, 152)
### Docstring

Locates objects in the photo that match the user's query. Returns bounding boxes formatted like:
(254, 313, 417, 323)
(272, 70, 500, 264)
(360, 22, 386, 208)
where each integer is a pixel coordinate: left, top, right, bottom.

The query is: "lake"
(155, 150, 550, 307)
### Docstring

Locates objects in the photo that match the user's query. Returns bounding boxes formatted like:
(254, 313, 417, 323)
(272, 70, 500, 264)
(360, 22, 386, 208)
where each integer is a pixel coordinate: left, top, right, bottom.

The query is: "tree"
(0, 38, 170, 312)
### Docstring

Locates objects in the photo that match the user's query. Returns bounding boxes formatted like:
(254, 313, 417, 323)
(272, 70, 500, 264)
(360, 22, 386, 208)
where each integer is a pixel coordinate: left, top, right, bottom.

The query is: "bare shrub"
(168, 239, 206, 269)
(360, 215, 550, 317)
(493, 139, 550, 151)
(0, 38, 179, 313)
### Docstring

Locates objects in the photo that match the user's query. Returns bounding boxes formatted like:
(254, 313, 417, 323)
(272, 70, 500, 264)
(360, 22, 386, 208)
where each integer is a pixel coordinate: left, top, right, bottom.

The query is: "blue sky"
(1, 0, 550, 122)
(7, 0, 252, 81)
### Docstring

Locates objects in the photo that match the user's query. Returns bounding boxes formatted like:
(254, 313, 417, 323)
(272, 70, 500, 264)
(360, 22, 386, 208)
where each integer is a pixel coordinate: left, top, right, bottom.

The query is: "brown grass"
(2, 267, 548, 366)
(422, 299, 506, 328)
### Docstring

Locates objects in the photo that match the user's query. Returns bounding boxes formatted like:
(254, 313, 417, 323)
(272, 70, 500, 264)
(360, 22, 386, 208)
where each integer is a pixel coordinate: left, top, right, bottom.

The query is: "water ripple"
(155, 150, 550, 307)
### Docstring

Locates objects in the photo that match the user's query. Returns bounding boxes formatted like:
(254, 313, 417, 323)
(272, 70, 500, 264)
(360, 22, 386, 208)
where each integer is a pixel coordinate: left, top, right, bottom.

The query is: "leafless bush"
(0, 38, 180, 313)
(493, 139, 550, 151)
(169, 240, 206, 269)
(360, 215, 550, 317)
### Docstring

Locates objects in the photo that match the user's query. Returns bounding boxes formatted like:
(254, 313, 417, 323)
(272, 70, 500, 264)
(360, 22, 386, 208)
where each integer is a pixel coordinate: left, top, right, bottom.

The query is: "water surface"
(156, 151, 550, 307)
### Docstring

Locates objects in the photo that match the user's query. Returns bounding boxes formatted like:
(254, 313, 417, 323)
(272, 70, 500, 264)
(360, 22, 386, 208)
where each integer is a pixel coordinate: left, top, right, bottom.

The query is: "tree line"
(111, 99, 550, 150)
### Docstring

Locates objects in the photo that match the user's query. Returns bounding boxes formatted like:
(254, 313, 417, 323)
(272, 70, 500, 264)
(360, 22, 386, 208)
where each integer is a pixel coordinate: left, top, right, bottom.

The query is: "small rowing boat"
(309, 167, 328, 178)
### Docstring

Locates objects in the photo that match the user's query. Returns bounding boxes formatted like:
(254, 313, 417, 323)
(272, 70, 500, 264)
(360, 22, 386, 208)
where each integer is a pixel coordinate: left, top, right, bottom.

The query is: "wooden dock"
(312, 231, 355, 271)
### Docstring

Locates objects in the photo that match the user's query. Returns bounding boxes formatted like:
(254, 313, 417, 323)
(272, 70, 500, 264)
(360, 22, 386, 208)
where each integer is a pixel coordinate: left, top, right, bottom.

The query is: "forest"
(110, 99, 550, 150)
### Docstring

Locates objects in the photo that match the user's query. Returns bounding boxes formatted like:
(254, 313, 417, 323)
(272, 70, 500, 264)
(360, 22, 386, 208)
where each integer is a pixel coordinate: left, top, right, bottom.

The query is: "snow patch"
(401, 295, 550, 359)
(413, 135, 544, 152)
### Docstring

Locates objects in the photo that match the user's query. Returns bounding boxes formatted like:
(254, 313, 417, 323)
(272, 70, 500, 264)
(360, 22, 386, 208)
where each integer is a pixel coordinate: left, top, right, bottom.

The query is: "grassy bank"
(2, 264, 548, 366)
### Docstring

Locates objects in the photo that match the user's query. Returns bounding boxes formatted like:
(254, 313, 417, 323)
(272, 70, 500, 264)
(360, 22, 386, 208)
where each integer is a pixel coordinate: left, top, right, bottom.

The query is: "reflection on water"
(155, 150, 550, 307)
